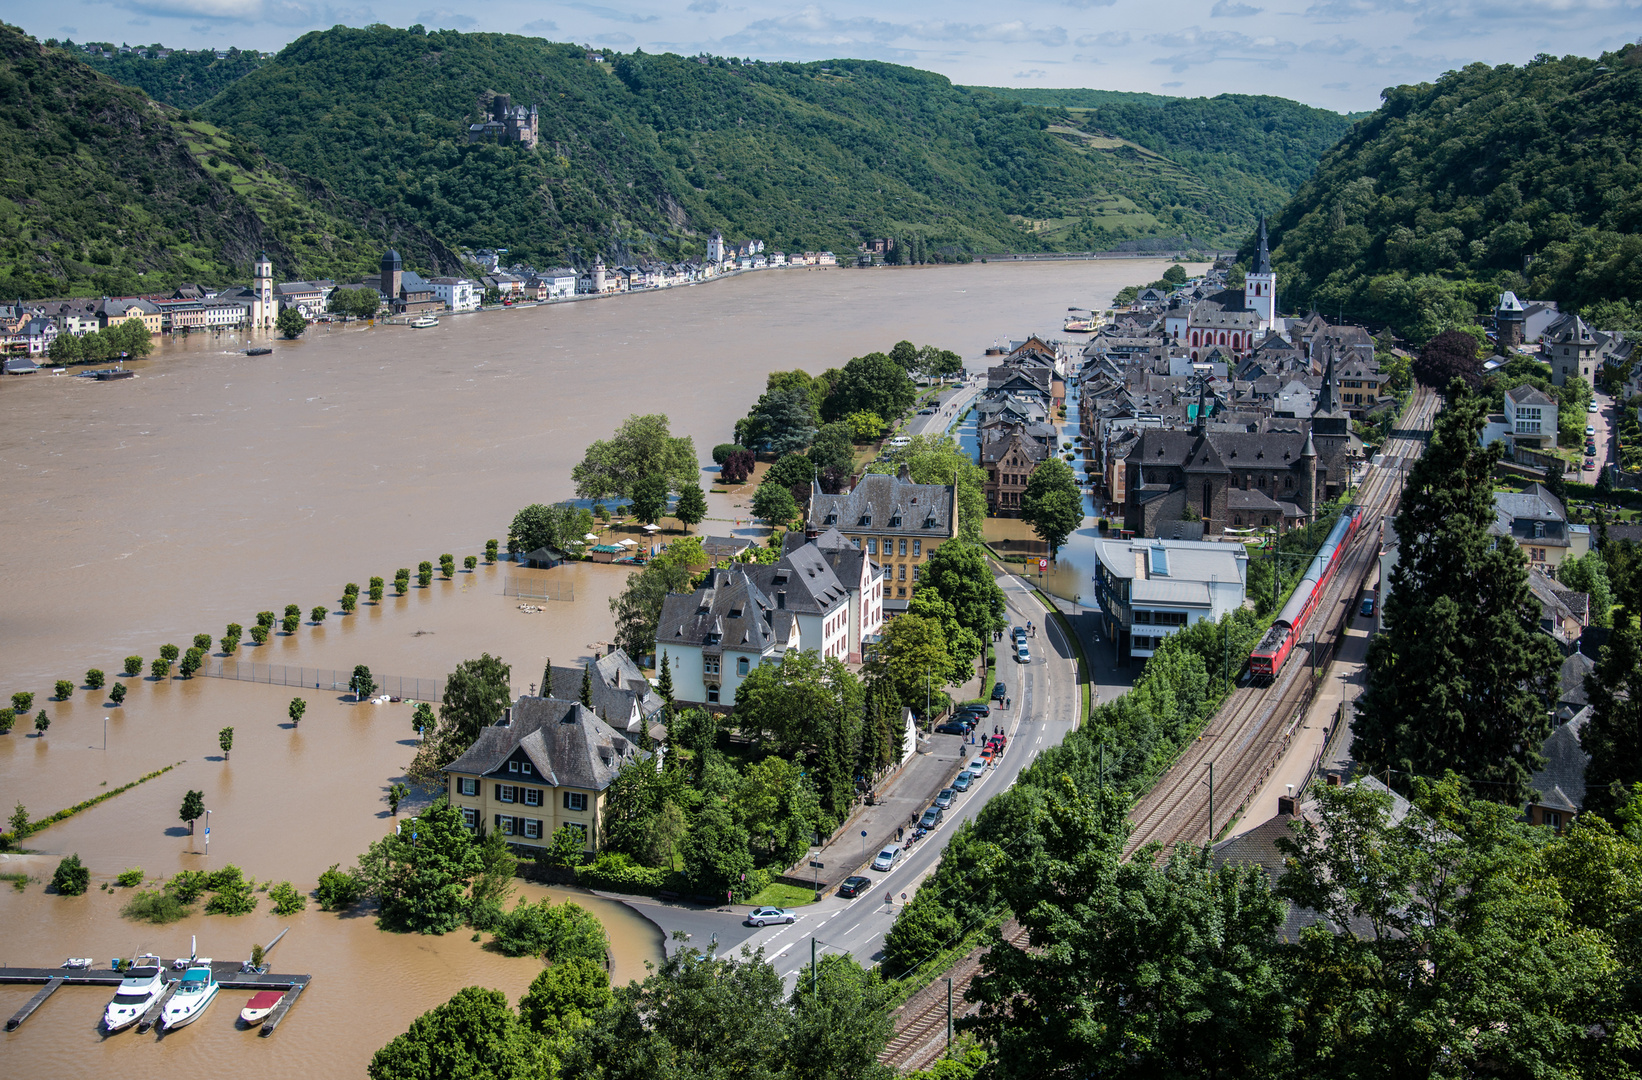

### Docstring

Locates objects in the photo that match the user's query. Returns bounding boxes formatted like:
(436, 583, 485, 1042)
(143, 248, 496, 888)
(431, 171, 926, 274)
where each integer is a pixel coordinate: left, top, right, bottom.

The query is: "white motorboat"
(103, 957, 166, 1032)
(161, 960, 218, 1030)
(409, 315, 439, 329)
(239, 989, 284, 1026)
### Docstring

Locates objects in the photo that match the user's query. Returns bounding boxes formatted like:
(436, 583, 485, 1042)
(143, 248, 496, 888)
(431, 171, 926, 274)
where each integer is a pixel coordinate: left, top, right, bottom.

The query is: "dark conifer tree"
(1581, 621, 1642, 815)
(581, 663, 594, 709)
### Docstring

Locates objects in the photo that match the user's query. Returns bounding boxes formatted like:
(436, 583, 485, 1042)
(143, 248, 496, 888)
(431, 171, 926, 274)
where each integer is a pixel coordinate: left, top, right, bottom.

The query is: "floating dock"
(0, 963, 310, 1034)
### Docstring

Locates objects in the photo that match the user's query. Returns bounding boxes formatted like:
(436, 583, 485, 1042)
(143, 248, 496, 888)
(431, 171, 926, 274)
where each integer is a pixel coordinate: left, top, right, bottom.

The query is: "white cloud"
(1148, 26, 1298, 70)
(416, 8, 475, 28)
(1061, 0, 1115, 7)
(722, 5, 1067, 56)
(1211, 0, 1263, 15)
(570, 3, 660, 24)
(1013, 67, 1047, 78)
(595, 31, 635, 44)
(687, 0, 722, 10)
(520, 18, 558, 34)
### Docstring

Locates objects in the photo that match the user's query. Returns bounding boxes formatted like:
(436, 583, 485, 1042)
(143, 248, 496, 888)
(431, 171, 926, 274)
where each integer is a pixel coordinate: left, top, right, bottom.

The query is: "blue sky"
(10, 0, 1640, 111)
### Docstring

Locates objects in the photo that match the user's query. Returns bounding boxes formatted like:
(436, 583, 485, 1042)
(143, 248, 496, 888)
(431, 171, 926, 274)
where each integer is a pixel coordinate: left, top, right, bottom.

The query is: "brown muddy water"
(0, 259, 1181, 1075)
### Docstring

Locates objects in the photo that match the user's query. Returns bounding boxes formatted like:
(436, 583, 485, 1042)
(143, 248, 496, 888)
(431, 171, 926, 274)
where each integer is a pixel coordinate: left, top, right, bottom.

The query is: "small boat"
(246, 347, 272, 356)
(239, 989, 284, 1026)
(62, 957, 95, 969)
(161, 960, 219, 1030)
(409, 315, 439, 329)
(103, 957, 166, 1033)
(1063, 317, 1096, 332)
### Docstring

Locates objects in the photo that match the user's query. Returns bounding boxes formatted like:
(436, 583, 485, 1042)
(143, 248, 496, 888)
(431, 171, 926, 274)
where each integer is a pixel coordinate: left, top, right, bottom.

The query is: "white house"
(541, 268, 578, 299)
(1091, 537, 1248, 663)
(428, 277, 480, 312)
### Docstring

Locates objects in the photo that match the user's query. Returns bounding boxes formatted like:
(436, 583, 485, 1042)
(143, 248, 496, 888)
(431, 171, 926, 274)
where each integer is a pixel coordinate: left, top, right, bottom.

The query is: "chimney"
(1277, 794, 1297, 817)
(1326, 772, 1342, 787)
(897, 462, 911, 481)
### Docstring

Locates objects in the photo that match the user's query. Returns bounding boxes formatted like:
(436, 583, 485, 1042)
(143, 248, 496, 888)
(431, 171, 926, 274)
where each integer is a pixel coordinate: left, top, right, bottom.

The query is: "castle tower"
(593, 256, 606, 294)
(1496, 290, 1526, 349)
(380, 249, 403, 302)
(1244, 217, 1276, 331)
(251, 251, 273, 331)
(707, 229, 725, 264)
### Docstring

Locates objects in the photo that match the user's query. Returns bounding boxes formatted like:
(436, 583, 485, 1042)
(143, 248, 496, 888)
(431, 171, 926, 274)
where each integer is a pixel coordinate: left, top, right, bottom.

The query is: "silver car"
(745, 906, 796, 927)
(872, 844, 903, 872)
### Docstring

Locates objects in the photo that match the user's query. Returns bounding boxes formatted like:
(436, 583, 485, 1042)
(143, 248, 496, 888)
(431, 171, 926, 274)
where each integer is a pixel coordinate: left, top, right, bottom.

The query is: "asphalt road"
(625, 567, 1082, 992)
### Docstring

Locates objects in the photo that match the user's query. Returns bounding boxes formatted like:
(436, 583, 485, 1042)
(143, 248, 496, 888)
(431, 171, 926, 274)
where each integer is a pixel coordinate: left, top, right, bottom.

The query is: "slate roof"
(545, 652, 663, 730)
(443, 697, 644, 792)
(701, 535, 754, 558)
(1492, 483, 1572, 545)
(657, 568, 783, 653)
(1529, 707, 1591, 813)
(1507, 384, 1556, 408)
(981, 429, 1053, 466)
(808, 469, 956, 538)
(1557, 650, 1595, 718)
(780, 527, 879, 590)
(747, 543, 850, 616)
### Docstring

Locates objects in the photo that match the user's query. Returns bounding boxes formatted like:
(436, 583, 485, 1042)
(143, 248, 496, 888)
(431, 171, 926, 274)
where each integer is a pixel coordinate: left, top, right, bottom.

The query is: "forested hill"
(1256, 46, 1642, 342)
(970, 87, 1356, 219)
(0, 23, 458, 298)
(81, 45, 267, 109)
(196, 25, 1311, 267)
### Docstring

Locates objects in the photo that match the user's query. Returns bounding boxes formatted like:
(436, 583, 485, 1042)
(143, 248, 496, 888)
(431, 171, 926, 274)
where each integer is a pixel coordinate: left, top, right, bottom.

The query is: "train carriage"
(1248, 505, 1362, 679)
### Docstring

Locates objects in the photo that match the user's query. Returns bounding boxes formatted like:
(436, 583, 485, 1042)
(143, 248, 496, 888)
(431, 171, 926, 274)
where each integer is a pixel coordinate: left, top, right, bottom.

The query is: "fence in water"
(198, 658, 444, 702)
(503, 576, 574, 602)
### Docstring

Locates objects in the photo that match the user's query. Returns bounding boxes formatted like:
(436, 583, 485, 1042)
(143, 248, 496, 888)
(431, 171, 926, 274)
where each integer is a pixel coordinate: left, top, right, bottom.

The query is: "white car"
(968, 757, 988, 774)
(745, 906, 796, 927)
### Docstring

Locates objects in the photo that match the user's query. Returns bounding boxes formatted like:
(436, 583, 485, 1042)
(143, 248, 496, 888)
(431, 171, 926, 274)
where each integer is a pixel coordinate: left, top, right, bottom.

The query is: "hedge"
(1, 763, 182, 849)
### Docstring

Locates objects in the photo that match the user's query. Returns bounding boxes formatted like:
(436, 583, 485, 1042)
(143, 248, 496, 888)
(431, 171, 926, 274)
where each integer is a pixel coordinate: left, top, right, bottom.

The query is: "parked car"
(933, 721, 968, 735)
(952, 771, 974, 792)
(1587, 425, 1597, 436)
(838, 875, 872, 898)
(1586, 443, 1599, 455)
(1011, 626, 1026, 642)
(1584, 459, 1598, 471)
(919, 806, 945, 829)
(1588, 402, 1600, 413)
(990, 681, 1007, 702)
(1361, 596, 1375, 617)
(968, 757, 987, 773)
(956, 703, 991, 719)
(918, 407, 935, 415)
(935, 788, 956, 810)
(745, 906, 796, 927)
(1016, 643, 1031, 663)
(872, 845, 903, 872)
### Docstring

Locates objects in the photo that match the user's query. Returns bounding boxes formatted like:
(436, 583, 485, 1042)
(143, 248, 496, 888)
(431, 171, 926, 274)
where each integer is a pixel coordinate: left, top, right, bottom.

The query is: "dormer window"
(521, 762, 531, 775)
(859, 512, 872, 527)
(508, 761, 519, 773)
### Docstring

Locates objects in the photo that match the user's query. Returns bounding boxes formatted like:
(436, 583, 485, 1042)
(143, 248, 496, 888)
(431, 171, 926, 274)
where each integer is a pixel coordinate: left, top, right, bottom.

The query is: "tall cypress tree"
(1353, 380, 1559, 803)
(1581, 622, 1642, 815)
(581, 663, 594, 709)
(541, 659, 552, 699)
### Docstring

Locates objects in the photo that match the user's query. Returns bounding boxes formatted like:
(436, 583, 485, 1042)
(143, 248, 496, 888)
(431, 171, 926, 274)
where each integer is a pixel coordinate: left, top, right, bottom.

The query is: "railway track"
(1125, 384, 1439, 855)
(882, 387, 1441, 1070)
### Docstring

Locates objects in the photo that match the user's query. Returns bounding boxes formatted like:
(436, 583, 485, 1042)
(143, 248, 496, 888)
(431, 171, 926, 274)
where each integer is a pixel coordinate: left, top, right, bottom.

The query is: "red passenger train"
(1248, 505, 1363, 679)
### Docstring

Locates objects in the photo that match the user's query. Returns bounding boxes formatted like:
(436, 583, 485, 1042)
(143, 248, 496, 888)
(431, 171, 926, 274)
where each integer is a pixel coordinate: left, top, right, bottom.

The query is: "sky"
(8, 0, 1640, 111)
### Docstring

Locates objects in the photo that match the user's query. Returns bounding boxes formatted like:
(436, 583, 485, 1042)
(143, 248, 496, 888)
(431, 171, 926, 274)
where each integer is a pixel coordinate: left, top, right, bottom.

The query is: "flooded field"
(0, 258, 1180, 1075)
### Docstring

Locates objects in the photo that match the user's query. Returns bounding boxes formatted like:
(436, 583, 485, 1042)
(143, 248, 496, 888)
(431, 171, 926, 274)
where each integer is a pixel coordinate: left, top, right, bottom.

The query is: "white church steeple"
(1244, 217, 1276, 332)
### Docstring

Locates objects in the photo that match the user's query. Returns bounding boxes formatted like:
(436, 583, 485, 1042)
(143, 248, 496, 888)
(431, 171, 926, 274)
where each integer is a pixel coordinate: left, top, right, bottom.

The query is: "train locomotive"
(1248, 505, 1364, 679)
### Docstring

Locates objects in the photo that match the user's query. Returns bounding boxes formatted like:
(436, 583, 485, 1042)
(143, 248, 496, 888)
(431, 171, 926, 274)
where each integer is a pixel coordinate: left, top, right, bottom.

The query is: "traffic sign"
(203, 828, 210, 837)
(809, 860, 825, 869)
(1037, 558, 1048, 572)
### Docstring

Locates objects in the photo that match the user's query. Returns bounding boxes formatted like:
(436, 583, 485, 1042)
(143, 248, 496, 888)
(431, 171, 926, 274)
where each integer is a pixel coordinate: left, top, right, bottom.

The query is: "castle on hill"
(467, 94, 538, 150)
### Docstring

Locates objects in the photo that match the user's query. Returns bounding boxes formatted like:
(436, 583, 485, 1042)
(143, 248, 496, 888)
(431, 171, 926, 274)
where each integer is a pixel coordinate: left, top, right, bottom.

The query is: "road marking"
(769, 942, 796, 959)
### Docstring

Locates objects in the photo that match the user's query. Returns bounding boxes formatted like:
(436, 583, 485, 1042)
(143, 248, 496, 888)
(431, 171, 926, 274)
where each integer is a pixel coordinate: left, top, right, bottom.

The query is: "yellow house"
(100, 299, 162, 335)
(806, 465, 957, 613)
(443, 697, 646, 853)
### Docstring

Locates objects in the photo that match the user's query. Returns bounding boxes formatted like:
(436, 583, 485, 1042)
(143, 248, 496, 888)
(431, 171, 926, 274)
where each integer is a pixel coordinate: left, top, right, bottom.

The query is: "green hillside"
(0, 23, 459, 298)
(969, 88, 1357, 221)
(1256, 46, 1642, 341)
(197, 25, 1287, 265)
(76, 44, 268, 108)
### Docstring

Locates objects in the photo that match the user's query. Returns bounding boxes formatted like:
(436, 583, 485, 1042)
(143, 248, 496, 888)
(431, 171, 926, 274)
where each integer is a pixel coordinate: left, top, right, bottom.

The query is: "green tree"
(315, 864, 362, 910)
(220, 622, 242, 654)
(368, 986, 541, 1080)
(1557, 551, 1614, 628)
(160, 643, 180, 663)
(180, 789, 204, 834)
(9, 801, 28, 837)
(518, 956, 613, 1038)
(179, 647, 203, 679)
(1580, 622, 1642, 816)
(673, 482, 707, 531)
(288, 697, 306, 728)
(628, 473, 669, 525)
(122, 656, 142, 677)
(763, 452, 816, 492)
(1020, 458, 1083, 558)
(737, 755, 824, 868)
(411, 701, 432, 737)
(1161, 262, 1188, 285)
(464, 555, 477, 571)
(369, 576, 385, 602)
(150, 658, 170, 680)
(470, 826, 519, 913)
(409, 654, 512, 781)
(579, 663, 594, 708)
(749, 387, 818, 454)
(845, 411, 886, 442)
(607, 543, 700, 660)
(269, 880, 306, 916)
(418, 561, 433, 588)
(109, 682, 126, 705)
(546, 823, 587, 869)
(786, 955, 896, 1080)
(54, 679, 73, 700)
(680, 801, 755, 901)
(571, 413, 698, 501)
(387, 782, 409, 815)
(193, 633, 213, 652)
(821, 352, 917, 422)
(11, 691, 33, 713)
(32, 709, 49, 735)
(52, 853, 89, 896)
(218, 726, 234, 760)
(0, 708, 14, 735)
(350, 664, 377, 701)
(439, 554, 455, 579)
(311, 605, 328, 624)
(866, 613, 952, 717)
(275, 306, 307, 338)
(916, 542, 1008, 642)
(807, 421, 855, 477)
(282, 612, 300, 633)
(361, 797, 484, 934)
(751, 482, 797, 525)
(1354, 382, 1559, 803)
(485, 539, 499, 564)
(84, 668, 104, 690)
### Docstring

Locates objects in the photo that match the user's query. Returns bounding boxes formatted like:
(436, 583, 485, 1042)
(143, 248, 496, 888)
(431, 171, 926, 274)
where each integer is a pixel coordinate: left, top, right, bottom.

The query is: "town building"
(428, 277, 479, 312)
(99, 297, 162, 335)
(378, 250, 442, 316)
(655, 567, 802, 708)
(805, 466, 959, 611)
(443, 696, 646, 853)
(1490, 483, 1591, 571)
(1091, 536, 1248, 663)
(1496, 291, 1527, 348)
(1543, 314, 1600, 389)
(1525, 707, 1590, 833)
(249, 251, 275, 333)
(982, 427, 1052, 515)
(544, 650, 665, 745)
(274, 280, 332, 320)
(466, 94, 539, 150)
(782, 527, 887, 663)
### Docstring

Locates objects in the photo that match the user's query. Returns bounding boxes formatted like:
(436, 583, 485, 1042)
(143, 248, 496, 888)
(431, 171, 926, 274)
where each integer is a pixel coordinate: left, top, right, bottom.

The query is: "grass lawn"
(747, 881, 819, 908)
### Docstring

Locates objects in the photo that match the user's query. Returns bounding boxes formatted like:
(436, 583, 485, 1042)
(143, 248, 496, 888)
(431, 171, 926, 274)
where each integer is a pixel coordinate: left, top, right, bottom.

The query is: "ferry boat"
(103, 956, 166, 1032)
(239, 989, 284, 1026)
(1063, 316, 1096, 332)
(409, 315, 440, 329)
(161, 959, 219, 1030)
(246, 347, 272, 356)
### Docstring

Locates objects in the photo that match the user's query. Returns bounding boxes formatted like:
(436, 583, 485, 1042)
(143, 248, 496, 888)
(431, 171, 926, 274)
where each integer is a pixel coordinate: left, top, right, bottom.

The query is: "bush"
(712, 442, 748, 465)
(489, 897, 609, 963)
(116, 867, 144, 887)
(52, 854, 89, 896)
(167, 869, 209, 903)
(0, 708, 12, 735)
(315, 863, 361, 910)
(202, 865, 258, 915)
(159, 644, 179, 663)
(123, 888, 190, 924)
(269, 880, 306, 916)
(574, 851, 673, 894)
(54, 680, 73, 700)
(123, 656, 143, 677)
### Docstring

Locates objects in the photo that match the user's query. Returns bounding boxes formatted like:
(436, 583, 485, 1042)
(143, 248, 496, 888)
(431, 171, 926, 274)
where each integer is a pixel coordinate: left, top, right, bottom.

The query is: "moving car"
(872, 845, 903, 872)
(935, 788, 956, 810)
(952, 771, 974, 792)
(745, 906, 797, 927)
(1361, 596, 1375, 617)
(838, 875, 872, 898)
(1016, 643, 1031, 663)
(933, 721, 968, 736)
(919, 806, 944, 829)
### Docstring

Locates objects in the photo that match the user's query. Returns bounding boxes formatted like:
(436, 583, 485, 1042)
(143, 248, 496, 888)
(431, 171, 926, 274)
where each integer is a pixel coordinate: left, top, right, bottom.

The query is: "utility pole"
(946, 977, 953, 1052)
(1207, 762, 1214, 844)
(811, 936, 817, 994)
(203, 809, 211, 856)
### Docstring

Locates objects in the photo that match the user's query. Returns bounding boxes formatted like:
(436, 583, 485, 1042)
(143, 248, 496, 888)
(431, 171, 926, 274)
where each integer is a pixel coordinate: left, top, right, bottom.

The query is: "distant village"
(0, 230, 838, 366)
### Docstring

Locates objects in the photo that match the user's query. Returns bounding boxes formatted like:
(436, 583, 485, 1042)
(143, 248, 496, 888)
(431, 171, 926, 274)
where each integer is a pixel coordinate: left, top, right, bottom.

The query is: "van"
(871, 844, 903, 872)
(888, 436, 911, 448)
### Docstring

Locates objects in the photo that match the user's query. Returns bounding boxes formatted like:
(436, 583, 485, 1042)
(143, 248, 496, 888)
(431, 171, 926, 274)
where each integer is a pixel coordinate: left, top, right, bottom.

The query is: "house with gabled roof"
(655, 566, 801, 708)
(806, 466, 958, 610)
(544, 649, 666, 745)
(444, 697, 646, 853)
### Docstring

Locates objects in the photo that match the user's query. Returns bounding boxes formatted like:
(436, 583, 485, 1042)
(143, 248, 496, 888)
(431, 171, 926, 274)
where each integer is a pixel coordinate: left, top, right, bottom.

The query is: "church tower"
(380, 249, 403, 303)
(593, 256, 606, 294)
(707, 229, 725, 265)
(251, 251, 274, 332)
(1244, 217, 1276, 331)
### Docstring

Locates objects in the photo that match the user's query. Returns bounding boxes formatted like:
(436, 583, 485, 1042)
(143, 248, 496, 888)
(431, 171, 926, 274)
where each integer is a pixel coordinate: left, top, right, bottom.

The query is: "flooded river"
(0, 258, 1180, 1075)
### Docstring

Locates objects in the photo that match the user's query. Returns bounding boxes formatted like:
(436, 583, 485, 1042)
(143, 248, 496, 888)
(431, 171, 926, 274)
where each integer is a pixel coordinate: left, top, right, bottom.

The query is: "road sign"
(809, 861, 825, 869)
(203, 828, 210, 837)
(1037, 558, 1048, 572)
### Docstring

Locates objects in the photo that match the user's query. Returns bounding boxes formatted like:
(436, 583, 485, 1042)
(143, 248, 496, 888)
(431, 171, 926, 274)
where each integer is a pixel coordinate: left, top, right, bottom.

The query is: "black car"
(957, 704, 991, 719)
(991, 681, 1007, 702)
(933, 721, 968, 735)
(838, 875, 872, 898)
